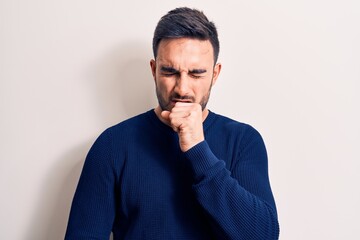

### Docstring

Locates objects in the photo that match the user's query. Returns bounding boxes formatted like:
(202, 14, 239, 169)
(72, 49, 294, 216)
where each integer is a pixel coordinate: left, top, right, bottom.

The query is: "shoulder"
(209, 111, 267, 155)
(210, 111, 261, 139)
(92, 110, 152, 148)
(107, 110, 151, 134)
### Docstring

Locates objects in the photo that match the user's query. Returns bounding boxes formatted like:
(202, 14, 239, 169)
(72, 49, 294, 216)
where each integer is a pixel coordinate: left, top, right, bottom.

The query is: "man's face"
(150, 38, 221, 111)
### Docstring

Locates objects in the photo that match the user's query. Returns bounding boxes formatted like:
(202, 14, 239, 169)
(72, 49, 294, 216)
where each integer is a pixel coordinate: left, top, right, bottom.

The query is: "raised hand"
(161, 102, 205, 152)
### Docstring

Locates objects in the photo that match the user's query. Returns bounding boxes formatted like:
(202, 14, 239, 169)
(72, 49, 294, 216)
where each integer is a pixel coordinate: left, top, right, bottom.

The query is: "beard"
(155, 82, 213, 112)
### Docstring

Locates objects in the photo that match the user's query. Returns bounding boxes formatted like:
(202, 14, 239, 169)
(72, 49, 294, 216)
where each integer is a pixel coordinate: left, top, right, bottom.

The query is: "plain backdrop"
(1, 0, 359, 239)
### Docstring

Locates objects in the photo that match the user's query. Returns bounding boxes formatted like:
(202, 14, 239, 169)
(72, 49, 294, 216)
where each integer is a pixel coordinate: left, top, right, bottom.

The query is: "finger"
(170, 105, 192, 113)
(169, 111, 191, 119)
(173, 102, 202, 112)
(174, 102, 193, 107)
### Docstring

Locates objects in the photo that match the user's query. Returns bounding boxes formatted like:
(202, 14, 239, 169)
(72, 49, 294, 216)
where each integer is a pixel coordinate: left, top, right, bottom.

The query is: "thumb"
(161, 110, 171, 120)
(161, 110, 178, 132)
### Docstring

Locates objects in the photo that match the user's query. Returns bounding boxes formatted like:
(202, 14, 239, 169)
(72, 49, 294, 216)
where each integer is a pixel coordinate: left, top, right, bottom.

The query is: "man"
(65, 7, 279, 240)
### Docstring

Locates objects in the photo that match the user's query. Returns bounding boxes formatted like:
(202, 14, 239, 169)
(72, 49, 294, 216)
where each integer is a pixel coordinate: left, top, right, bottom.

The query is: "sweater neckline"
(146, 108, 217, 134)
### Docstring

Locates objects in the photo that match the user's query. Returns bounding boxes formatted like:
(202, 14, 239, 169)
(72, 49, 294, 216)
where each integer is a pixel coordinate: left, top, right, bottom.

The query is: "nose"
(174, 73, 190, 96)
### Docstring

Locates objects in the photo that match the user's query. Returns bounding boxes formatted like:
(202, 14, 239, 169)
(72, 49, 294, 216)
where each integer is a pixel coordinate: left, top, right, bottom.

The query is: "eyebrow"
(160, 66, 207, 74)
(189, 69, 207, 74)
(160, 66, 178, 73)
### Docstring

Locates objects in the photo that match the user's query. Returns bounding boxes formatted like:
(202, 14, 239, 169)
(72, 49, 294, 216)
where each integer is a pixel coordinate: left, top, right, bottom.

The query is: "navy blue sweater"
(65, 110, 279, 239)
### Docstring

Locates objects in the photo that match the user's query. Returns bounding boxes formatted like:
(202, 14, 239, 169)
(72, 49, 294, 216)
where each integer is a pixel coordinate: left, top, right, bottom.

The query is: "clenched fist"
(161, 102, 205, 152)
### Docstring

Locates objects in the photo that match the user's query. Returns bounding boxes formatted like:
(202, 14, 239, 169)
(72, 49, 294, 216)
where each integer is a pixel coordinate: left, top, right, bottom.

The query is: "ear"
(150, 59, 156, 81)
(211, 63, 222, 86)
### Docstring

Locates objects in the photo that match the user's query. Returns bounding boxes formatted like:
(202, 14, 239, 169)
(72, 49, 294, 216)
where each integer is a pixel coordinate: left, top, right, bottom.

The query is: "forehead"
(156, 38, 214, 66)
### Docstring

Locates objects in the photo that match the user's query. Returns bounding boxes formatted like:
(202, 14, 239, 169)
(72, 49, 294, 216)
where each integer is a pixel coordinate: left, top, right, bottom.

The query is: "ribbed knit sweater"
(65, 109, 279, 239)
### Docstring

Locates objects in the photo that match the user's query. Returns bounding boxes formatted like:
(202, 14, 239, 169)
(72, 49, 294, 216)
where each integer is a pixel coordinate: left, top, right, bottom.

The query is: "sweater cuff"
(183, 141, 219, 178)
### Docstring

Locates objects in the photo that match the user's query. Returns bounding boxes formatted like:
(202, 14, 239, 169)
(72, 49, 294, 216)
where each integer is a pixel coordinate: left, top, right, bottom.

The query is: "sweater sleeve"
(184, 127, 279, 240)
(65, 129, 116, 240)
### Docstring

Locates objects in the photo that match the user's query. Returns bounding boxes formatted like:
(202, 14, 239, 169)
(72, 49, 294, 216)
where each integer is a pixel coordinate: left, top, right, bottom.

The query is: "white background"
(1, 0, 359, 239)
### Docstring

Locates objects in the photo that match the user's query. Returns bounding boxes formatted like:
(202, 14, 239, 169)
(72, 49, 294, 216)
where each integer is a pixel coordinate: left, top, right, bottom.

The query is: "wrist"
(183, 141, 219, 177)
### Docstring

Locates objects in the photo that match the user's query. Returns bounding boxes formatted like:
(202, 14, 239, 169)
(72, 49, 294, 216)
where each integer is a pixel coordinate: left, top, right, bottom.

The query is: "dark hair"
(152, 7, 220, 63)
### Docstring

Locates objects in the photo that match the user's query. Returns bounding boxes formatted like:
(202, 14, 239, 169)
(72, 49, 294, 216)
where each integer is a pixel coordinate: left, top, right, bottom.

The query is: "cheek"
(195, 80, 212, 94)
(156, 78, 173, 92)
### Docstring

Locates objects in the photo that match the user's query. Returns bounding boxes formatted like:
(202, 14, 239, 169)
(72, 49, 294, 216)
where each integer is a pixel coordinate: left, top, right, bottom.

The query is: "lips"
(172, 99, 193, 103)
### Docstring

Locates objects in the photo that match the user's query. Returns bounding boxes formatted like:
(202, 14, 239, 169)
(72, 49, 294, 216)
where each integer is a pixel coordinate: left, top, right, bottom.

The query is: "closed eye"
(161, 72, 178, 77)
(190, 74, 203, 79)
(160, 66, 179, 77)
(189, 69, 206, 79)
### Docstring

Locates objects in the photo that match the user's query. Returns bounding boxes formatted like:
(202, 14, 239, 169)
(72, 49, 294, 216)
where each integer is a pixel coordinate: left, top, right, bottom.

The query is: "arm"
(65, 129, 116, 240)
(184, 128, 279, 239)
(161, 103, 279, 239)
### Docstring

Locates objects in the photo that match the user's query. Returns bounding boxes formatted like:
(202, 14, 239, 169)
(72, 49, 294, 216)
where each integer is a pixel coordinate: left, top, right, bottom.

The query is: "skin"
(150, 38, 222, 152)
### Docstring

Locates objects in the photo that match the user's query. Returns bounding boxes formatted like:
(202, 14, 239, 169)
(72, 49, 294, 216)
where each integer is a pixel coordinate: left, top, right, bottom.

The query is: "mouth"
(171, 99, 193, 104)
